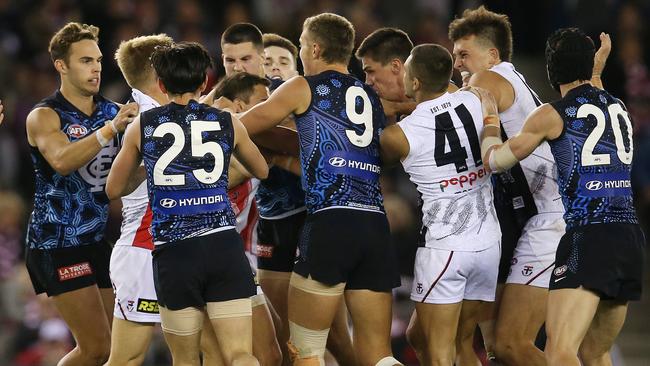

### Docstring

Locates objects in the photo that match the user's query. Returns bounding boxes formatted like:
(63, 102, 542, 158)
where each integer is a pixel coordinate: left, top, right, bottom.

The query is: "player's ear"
(312, 42, 321, 60)
(232, 98, 246, 113)
(412, 77, 421, 92)
(390, 58, 402, 74)
(54, 59, 67, 74)
(488, 47, 500, 63)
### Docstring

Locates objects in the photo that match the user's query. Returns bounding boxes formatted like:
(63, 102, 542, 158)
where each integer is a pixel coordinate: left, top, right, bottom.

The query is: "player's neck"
(310, 61, 348, 76)
(140, 83, 168, 106)
(168, 91, 202, 105)
(59, 82, 95, 116)
(559, 80, 591, 97)
(415, 90, 446, 104)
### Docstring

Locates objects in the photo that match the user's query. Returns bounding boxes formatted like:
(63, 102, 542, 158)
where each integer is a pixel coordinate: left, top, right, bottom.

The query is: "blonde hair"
(114, 34, 174, 89)
(303, 13, 355, 64)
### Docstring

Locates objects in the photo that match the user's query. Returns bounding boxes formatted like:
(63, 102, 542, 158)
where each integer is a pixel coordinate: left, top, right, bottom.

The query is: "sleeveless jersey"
(399, 91, 500, 251)
(255, 78, 306, 219)
(141, 100, 236, 245)
(27, 90, 120, 250)
(490, 62, 564, 216)
(295, 71, 385, 213)
(115, 89, 159, 250)
(548, 84, 637, 229)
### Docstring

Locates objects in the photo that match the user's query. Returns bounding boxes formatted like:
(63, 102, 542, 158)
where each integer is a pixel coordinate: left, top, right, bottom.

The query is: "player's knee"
(78, 341, 111, 364)
(257, 340, 282, 366)
(232, 353, 260, 366)
(405, 322, 422, 350)
(578, 343, 610, 364)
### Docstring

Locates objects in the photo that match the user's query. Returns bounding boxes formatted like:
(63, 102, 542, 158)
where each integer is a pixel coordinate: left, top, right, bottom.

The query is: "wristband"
(96, 129, 109, 147)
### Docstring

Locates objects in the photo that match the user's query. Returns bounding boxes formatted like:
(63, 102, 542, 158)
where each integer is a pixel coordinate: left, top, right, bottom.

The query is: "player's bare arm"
(232, 115, 269, 180)
(468, 70, 514, 112)
(106, 117, 143, 199)
(27, 102, 138, 176)
(379, 124, 410, 166)
(0, 100, 4, 125)
(482, 104, 563, 173)
(591, 32, 611, 90)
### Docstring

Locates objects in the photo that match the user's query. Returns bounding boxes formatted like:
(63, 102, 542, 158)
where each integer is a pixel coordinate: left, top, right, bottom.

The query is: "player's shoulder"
(470, 69, 510, 89)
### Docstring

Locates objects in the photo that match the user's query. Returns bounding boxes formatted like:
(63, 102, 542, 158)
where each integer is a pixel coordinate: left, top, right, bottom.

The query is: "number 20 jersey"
(398, 91, 499, 251)
(295, 71, 385, 213)
(548, 84, 637, 229)
(141, 100, 236, 245)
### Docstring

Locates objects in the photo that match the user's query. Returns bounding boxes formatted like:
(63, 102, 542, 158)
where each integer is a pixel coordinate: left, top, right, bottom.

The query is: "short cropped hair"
(213, 73, 270, 103)
(448, 6, 513, 62)
(303, 13, 355, 65)
(48, 22, 99, 63)
(115, 34, 173, 90)
(408, 44, 453, 93)
(263, 33, 298, 60)
(356, 27, 413, 64)
(221, 23, 264, 52)
(545, 28, 595, 90)
(150, 42, 213, 95)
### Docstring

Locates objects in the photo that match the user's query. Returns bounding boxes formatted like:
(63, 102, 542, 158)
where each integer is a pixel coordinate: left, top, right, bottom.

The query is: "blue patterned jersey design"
(256, 78, 305, 218)
(27, 90, 120, 249)
(141, 100, 236, 244)
(548, 84, 637, 229)
(295, 71, 385, 213)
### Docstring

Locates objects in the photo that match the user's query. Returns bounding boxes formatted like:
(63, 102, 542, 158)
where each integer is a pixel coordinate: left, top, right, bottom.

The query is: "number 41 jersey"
(140, 100, 236, 245)
(295, 71, 386, 213)
(398, 91, 500, 252)
(549, 84, 638, 229)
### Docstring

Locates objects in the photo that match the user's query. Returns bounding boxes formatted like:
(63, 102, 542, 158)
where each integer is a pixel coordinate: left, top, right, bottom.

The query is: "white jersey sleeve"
(398, 91, 500, 251)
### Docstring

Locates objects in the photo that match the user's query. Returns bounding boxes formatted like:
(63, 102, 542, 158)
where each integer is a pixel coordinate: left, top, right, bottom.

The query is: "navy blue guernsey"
(27, 90, 120, 250)
(549, 84, 638, 229)
(295, 71, 385, 213)
(141, 100, 236, 244)
(256, 77, 305, 218)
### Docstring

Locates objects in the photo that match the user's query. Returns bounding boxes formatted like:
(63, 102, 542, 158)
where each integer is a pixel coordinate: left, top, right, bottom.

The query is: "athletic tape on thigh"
(251, 293, 267, 307)
(288, 321, 329, 361)
(289, 273, 345, 296)
(206, 298, 252, 319)
(258, 269, 293, 281)
(159, 306, 204, 336)
(375, 356, 404, 366)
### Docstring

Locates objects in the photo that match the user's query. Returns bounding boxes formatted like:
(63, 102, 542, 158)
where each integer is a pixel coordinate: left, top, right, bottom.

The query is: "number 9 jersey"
(141, 100, 236, 245)
(549, 84, 637, 229)
(295, 71, 386, 213)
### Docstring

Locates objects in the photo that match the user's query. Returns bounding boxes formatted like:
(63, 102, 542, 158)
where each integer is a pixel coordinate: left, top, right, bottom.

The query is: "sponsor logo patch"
(554, 265, 568, 277)
(255, 244, 274, 258)
(57, 262, 93, 281)
(67, 124, 88, 138)
(136, 299, 159, 314)
(439, 167, 488, 192)
(159, 198, 177, 208)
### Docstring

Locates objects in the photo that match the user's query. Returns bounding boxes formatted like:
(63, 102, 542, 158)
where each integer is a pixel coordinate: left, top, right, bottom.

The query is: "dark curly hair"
(545, 28, 595, 92)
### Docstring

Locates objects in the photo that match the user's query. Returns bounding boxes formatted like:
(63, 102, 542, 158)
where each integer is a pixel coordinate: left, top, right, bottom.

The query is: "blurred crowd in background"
(0, 0, 648, 365)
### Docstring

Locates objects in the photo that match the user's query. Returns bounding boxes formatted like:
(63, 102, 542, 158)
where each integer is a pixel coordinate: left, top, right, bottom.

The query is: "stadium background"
(0, 0, 648, 365)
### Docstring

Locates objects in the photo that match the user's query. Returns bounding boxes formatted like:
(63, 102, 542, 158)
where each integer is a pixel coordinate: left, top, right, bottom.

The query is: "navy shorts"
(293, 208, 401, 292)
(25, 240, 113, 297)
(256, 211, 306, 272)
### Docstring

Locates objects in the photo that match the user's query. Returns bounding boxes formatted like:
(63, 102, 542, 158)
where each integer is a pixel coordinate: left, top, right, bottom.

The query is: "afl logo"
(328, 157, 347, 167)
(67, 124, 88, 138)
(159, 198, 177, 208)
(585, 180, 603, 191)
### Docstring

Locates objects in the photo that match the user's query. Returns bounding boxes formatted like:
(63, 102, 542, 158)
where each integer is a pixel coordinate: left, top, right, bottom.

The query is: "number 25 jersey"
(549, 84, 637, 229)
(140, 100, 236, 245)
(295, 71, 386, 213)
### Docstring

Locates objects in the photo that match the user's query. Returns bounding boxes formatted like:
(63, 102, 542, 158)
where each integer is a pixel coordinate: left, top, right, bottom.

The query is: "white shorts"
(411, 242, 500, 304)
(506, 213, 565, 288)
(109, 245, 160, 323)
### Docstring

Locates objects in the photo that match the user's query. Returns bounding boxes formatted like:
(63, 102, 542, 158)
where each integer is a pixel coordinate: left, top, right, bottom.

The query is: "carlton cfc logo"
(328, 157, 346, 167)
(159, 198, 177, 208)
(67, 124, 88, 138)
(585, 180, 603, 191)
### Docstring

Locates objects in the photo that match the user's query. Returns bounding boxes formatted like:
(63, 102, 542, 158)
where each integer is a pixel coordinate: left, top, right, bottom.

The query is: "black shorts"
(152, 229, 256, 310)
(495, 201, 522, 283)
(550, 223, 646, 301)
(293, 209, 401, 292)
(25, 241, 113, 297)
(256, 211, 306, 272)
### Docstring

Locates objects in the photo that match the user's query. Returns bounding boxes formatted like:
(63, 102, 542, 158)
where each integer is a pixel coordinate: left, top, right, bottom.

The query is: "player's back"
(295, 71, 385, 213)
(490, 62, 564, 215)
(398, 91, 500, 251)
(549, 84, 637, 229)
(140, 100, 236, 245)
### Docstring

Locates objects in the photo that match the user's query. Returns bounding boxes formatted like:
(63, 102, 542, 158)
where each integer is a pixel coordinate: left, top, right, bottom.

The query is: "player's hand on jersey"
(0, 100, 4, 125)
(110, 102, 139, 133)
(461, 71, 471, 87)
(593, 32, 611, 77)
